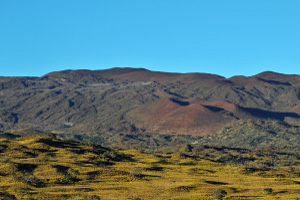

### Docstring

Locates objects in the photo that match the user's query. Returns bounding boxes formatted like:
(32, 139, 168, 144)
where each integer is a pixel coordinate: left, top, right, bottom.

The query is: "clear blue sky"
(0, 0, 299, 77)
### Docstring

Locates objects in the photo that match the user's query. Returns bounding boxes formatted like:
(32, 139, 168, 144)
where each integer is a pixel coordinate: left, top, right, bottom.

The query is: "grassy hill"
(1, 135, 300, 199)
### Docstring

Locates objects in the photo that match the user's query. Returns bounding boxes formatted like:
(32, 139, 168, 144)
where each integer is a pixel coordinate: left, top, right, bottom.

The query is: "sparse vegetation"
(2, 135, 300, 199)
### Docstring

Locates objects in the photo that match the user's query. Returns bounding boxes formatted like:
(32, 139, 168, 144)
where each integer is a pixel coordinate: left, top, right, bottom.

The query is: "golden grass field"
(1, 135, 300, 200)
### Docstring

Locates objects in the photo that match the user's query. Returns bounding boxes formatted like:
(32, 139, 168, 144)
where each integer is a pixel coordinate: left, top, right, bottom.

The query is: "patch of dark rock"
(205, 180, 229, 185)
(170, 98, 190, 106)
(15, 163, 37, 173)
(37, 138, 78, 148)
(0, 132, 20, 139)
(172, 186, 195, 192)
(145, 166, 164, 171)
(204, 105, 224, 112)
(69, 148, 86, 154)
(52, 165, 70, 173)
(74, 188, 94, 192)
(23, 151, 38, 158)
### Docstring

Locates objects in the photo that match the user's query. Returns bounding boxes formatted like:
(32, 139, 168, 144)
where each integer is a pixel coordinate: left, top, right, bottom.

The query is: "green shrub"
(130, 167, 144, 178)
(88, 195, 101, 200)
(212, 189, 227, 200)
(45, 132, 56, 139)
(127, 196, 142, 200)
(75, 195, 101, 200)
(58, 168, 80, 184)
(13, 186, 32, 197)
(263, 188, 273, 194)
(19, 173, 44, 187)
(99, 151, 117, 161)
(0, 188, 17, 199)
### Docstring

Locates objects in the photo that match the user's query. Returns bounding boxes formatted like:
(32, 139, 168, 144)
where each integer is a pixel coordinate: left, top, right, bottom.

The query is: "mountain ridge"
(1, 67, 300, 138)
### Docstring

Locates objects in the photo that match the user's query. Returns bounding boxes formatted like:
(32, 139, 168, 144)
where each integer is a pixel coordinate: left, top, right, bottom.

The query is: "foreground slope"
(2, 135, 300, 199)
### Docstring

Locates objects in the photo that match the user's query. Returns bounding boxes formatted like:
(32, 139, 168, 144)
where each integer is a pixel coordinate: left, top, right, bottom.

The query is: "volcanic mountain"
(1, 68, 300, 137)
(127, 97, 300, 135)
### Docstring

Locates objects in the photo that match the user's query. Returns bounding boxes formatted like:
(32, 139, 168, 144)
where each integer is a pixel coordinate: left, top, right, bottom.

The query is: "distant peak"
(255, 71, 283, 76)
(109, 67, 148, 71)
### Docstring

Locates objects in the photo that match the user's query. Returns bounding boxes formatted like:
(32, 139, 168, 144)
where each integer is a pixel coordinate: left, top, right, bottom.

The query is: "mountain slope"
(1, 68, 300, 136)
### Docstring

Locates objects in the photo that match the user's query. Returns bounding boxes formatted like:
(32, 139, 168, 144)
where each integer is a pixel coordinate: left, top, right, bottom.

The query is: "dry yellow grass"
(1, 136, 300, 199)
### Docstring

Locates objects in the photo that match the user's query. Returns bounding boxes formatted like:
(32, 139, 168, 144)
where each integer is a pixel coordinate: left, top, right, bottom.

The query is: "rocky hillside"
(1, 68, 300, 136)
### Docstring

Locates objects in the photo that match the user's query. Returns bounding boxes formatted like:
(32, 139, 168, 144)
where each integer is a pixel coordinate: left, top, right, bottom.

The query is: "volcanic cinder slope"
(1, 68, 300, 136)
